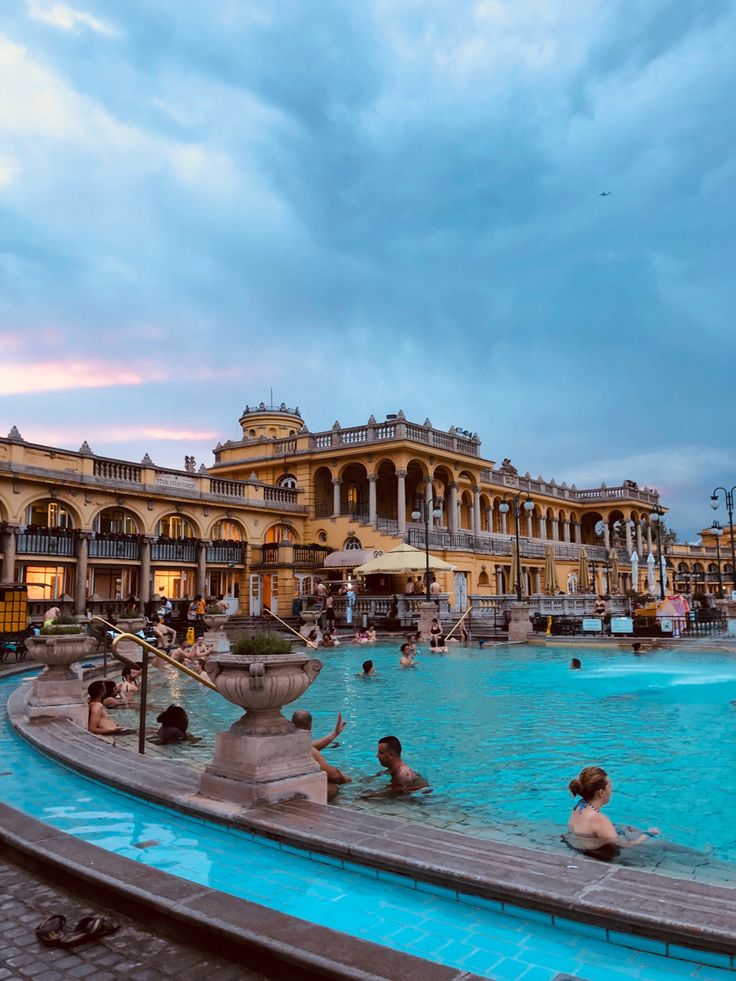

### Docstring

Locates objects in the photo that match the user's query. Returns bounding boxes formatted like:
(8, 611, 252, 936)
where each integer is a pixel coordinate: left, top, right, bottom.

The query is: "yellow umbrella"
(578, 546, 591, 592)
(543, 544, 558, 595)
(353, 542, 455, 575)
(508, 538, 520, 596)
(609, 548, 620, 594)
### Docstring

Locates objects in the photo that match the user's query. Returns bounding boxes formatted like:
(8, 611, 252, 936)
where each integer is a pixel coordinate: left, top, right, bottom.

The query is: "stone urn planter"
(203, 613, 230, 652)
(111, 616, 145, 657)
(25, 633, 97, 726)
(199, 651, 326, 807)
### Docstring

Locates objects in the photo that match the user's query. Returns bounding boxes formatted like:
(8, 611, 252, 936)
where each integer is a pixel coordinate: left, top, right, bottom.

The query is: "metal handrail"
(90, 616, 218, 757)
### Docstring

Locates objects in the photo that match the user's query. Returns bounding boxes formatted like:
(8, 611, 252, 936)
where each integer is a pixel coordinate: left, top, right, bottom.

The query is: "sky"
(0, 0, 734, 541)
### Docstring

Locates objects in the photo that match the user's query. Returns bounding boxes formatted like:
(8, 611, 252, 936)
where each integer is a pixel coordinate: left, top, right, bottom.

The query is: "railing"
(306, 419, 481, 456)
(263, 486, 299, 505)
(16, 531, 75, 556)
(88, 536, 141, 560)
(260, 543, 281, 565)
(209, 478, 247, 498)
(405, 529, 621, 563)
(293, 545, 331, 565)
(93, 459, 142, 483)
(207, 543, 245, 563)
(151, 540, 197, 562)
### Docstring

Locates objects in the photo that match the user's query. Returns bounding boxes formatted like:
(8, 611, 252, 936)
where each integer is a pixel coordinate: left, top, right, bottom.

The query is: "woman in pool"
(567, 766, 659, 860)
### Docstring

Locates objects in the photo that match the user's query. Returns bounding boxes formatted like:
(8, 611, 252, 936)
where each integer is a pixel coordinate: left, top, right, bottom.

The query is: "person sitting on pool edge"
(369, 735, 429, 797)
(87, 681, 131, 737)
(566, 765, 659, 861)
(291, 709, 351, 798)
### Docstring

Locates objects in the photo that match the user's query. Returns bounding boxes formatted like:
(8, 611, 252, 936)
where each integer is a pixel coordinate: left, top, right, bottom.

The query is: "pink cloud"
(0, 360, 167, 395)
(24, 424, 219, 445)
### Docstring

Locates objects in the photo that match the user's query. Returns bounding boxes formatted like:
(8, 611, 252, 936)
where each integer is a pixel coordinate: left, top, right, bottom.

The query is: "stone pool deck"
(7, 681, 736, 967)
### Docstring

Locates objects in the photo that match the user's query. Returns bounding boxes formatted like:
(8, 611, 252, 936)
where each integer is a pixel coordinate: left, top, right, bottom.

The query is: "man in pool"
(570, 658, 582, 670)
(87, 681, 131, 737)
(292, 709, 351, 798)
(364, 735, 429, 797)
(358, 659, 376, 677)
(399, 643, 416, 668)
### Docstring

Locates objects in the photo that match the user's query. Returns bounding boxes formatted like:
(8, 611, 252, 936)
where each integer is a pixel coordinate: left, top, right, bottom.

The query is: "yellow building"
(2, 402, 727, 622)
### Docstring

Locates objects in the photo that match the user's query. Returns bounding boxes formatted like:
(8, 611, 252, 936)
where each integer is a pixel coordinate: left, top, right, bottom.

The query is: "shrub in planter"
(41, 615, 84, 636)
(230, 631, 292, 657)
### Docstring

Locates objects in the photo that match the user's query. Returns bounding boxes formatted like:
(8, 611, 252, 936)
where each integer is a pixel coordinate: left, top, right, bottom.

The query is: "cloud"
(0, 360, 166, 395)
(25, 424, 219, 444)
(25, 1, 116, 37)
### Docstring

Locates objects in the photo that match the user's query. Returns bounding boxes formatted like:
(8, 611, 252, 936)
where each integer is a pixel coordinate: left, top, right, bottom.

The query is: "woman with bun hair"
(567, 766, 659, 860)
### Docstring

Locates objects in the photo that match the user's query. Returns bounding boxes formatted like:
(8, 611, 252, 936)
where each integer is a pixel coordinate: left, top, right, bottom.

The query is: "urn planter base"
(199, 727, 326, 806)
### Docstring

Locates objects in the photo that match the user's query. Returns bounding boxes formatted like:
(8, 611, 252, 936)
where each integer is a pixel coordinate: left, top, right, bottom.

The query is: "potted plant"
(114, 607, 144, 633)
(25, 615, 96, 712)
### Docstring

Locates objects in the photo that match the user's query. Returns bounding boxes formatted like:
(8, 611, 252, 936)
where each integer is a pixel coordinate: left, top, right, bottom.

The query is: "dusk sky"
(1, 1, 734, 540)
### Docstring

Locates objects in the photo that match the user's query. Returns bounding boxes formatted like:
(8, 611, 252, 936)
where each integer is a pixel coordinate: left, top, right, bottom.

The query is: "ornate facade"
(4, 402, 725, 620)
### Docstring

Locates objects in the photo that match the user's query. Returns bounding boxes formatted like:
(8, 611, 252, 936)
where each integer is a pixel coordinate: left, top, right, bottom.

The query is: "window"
(278, 474, 298, 490)
(27, 500, 73, 529)
(265, 523, 296, 544)
(318, 531, 327, 544)
(211, 519, 244, 541)
(95, 508, 139, 534)
(344, 536, 363, 550)
(158, 515, 195, 539)
(23, 565, 73, 599)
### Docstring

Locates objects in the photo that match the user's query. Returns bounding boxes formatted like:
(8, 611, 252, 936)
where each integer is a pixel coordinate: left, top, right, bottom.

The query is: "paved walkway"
(0, 853, 268, 981)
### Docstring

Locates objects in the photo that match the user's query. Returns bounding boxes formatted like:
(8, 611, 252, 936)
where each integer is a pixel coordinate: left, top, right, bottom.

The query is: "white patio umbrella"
(630, 549, 639, 592)
(352, 542, 455, 575)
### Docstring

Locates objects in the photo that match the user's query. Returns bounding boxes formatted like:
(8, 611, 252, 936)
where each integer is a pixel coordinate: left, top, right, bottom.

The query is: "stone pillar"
(448, 482, 458, 534)
(397, 470, 407, 534)
(332, 478, 341, 518)
(646, 523, 653, 552)
(139, 536, 153, 614)
(603, 523, 611, 549)
(533, 570, 541, 593)
(196, 540, 209, 597)
(526, 512, 533, 537)
(507, 602, 532, 642)
(73, 532, 90, 615)
(636, 522, 644, 557)
(501, 510, 508, 535)
(574, 522, 581, 544)
(539, 516, 547, 539)
(625, 521, 633, 554)
(563, 520, 571, 543)
(551, 519, 559, 542)
(368, 475, 377, 525)
(485, 507, 492, 534)
(1, 523, 18, 583)
(472, 486, 481, 538)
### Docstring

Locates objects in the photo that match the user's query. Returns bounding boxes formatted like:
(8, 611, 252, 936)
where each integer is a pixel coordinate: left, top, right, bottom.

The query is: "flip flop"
(35, 914, 66, 946)
(59, 915, 119, 948)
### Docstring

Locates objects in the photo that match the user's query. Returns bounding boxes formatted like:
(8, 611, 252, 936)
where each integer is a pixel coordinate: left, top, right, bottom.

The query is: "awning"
(353, 542, 455, 575)
(323, 548, 383, 569)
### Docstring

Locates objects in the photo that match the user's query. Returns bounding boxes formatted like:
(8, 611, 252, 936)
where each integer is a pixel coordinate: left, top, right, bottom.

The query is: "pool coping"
(8, 680, 736, 963)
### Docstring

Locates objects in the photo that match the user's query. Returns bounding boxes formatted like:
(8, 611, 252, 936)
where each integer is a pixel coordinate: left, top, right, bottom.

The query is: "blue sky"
(0, 0, 734, 540)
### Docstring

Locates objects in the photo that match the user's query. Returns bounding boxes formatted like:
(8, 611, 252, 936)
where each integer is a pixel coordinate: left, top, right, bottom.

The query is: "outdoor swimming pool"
(1, 672, 733, 981)
(130, 642, 736, 884)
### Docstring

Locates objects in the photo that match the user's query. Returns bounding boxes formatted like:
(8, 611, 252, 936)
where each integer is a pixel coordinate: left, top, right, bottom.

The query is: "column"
(625, 520, 633, 554)
(472, 486, 481, 538)
(646, 523, 653, 552)
(368, 475, 377, 525)
(603, 523, 611, 549)
(501, 510, 508, 535)
(196, 540, 208, 597)
(533, 569, 541, 593)
(485, 506, 492, 534)
(1, 524, 18, 582)
(551, 518, 559, 542)
(539, 515, 547, 539)
(526, 511, 533, 537)
(563, 520, 571, 543)
(448, 482, 458, 534)
(332, 478, 341, 518)
(574, 522, 581, 544)
(74, 532, 90, 615)
(397, 470, 407, 535)
(636, 522, 644, 556)
(139, 536, 153, 614)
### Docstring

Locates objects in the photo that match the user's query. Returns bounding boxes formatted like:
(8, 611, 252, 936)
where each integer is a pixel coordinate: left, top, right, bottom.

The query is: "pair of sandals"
(36, 913, 119, 948)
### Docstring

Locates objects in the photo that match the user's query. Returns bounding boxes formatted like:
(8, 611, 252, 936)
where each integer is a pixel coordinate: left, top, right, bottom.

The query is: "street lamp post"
(711, 486, 736, 599)
(712, 521, 725, 599)
(411, 496, 443, 601)
(588, 559, 599, 595)
(499, 494, 534, 601)
(649, 506, 666, 600)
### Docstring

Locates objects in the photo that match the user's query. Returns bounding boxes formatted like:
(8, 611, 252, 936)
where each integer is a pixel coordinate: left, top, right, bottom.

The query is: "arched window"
(26, 500, 73, 529)
(95, 508, 139, 535)
(344, 536, 362, 550)
(265, 523, 297, 544)
(211, 519, 244, 542)
(347, 483, 361, 510)
(158, 515, 195, 539)
(278, 474, 298, 490)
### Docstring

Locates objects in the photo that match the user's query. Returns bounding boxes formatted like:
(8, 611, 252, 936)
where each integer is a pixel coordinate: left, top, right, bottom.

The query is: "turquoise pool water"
(0, 673, 733, 981)
(136, 643, 736, 883)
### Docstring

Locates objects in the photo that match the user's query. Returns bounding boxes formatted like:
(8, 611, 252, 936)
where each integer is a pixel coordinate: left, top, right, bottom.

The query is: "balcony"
(256, 543, 331, 567)
(207, 542, 246, 564)
(404, 528, 625, 564)
(151, 540, 197, 562)
(88, 536, 141, 560)
(16, 531, 75, 557)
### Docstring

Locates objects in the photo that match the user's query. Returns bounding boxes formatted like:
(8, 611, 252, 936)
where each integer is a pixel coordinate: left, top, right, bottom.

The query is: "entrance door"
(270, 574, 279, 616)
(249, 575, 261, 617)
(453, 571, 467, 612)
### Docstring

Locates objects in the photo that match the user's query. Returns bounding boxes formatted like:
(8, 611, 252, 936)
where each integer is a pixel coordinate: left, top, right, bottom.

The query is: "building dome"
(238, 402, 305, 441)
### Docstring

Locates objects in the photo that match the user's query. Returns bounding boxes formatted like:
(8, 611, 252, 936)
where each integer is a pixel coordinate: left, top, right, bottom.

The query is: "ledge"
(8, 683, 736, 960)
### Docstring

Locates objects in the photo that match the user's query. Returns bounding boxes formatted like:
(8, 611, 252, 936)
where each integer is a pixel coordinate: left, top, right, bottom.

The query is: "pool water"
(133, 643, 736, 884)
(1, 673, 733, 981)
